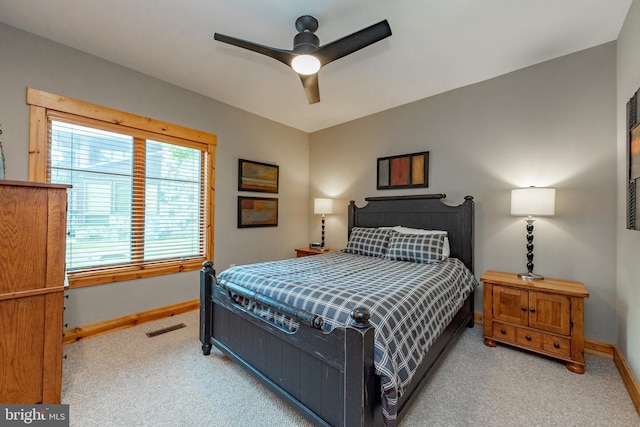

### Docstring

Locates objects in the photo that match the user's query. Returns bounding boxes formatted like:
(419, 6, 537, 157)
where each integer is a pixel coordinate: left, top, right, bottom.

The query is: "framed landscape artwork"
(238, 196, 278, 228)
(238, 159, 279, 193)
(377, 151, 429, 190)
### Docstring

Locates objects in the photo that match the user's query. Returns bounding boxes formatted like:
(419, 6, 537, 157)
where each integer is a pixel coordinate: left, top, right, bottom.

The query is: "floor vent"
(146, 323, 186, 338)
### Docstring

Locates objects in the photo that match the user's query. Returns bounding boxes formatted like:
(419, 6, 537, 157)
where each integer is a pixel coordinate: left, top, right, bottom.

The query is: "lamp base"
(518, 272, 544, 280)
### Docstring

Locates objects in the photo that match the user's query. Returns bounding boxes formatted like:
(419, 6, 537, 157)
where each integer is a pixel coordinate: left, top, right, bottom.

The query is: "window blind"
(49, 119, 206, 272)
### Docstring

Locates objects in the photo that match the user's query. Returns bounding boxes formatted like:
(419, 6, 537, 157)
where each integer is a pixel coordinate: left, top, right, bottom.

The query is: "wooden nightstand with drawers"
(481, 270, 589, 374)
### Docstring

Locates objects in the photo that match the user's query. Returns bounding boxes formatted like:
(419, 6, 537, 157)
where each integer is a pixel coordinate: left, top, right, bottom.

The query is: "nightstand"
(481, 270, 589, 374)
(295, 247, 336, 257)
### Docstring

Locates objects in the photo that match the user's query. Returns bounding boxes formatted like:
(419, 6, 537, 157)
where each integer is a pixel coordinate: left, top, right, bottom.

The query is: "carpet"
(62, 310, 639, 426)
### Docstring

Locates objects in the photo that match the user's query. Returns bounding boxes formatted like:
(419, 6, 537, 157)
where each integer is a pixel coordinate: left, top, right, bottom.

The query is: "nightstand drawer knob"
(500, 329, 507, 334)
(529, 307, 536, 313)
(525, 335, 532, 341)
(521, 305, 527, 311)
(554, 342, 560, 349)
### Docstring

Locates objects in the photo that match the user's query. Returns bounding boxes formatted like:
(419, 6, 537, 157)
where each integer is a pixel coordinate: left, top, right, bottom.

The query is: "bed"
(200, 194, 476, 426)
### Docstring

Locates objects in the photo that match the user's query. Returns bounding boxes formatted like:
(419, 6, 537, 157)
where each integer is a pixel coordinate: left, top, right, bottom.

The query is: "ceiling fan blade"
(314, 20, 392, 66)
(214, 33, 295, 66)
(299, 73, 320, 104)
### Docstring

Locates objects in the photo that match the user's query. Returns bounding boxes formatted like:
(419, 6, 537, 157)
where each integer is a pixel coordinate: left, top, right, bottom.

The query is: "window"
(27, 88, 216, 287)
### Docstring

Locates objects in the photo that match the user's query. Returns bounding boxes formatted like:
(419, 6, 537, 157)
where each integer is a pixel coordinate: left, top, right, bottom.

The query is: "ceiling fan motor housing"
(293, 32, 319, 53)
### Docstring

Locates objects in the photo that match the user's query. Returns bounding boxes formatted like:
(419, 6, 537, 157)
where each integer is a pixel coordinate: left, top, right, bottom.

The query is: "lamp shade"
(511, 187, 556, 216)
(314, 198, 334, 215)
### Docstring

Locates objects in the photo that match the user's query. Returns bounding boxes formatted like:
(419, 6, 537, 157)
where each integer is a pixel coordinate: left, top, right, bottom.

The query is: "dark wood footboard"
(200, 261, 378, 426)
(200, 261, 474, 427)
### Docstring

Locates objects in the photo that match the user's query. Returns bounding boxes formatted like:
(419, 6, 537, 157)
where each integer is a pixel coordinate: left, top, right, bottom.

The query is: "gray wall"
(0, 22, 310, 328)
(0, 18, 629, 354)
(309, 42, 618, 343)
(616, 0, 640, 384)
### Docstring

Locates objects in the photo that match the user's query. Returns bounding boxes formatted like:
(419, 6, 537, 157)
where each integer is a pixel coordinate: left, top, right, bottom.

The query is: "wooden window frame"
(27, 88, 216, 288)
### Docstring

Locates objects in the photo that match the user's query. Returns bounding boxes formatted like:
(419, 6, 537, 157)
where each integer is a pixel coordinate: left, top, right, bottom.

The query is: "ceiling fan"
(214, 15, 392, 104)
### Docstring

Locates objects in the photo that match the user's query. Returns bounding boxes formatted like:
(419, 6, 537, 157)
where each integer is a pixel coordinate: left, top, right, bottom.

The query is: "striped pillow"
(385, 232, 446, 264)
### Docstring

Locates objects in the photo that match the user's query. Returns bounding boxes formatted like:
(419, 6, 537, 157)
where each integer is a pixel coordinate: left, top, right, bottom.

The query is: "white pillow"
(390, 226, 450, 260)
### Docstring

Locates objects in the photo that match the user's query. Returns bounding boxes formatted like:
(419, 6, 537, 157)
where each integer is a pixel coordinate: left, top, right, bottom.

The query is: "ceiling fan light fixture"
(214, 16, 391, 103)
(291, 54, 321, 75)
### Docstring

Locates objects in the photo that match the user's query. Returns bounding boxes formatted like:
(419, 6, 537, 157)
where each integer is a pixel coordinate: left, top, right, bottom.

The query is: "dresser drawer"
(542, 334, 571, 357)
(492, 322, 516, 342)
(516, 327, 569, 358)
(516, 328, 542, 349)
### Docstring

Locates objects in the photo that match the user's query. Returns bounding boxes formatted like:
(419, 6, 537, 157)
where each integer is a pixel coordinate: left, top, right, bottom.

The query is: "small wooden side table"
(295, 247, 336, 258)
(481, 270, 589, 374)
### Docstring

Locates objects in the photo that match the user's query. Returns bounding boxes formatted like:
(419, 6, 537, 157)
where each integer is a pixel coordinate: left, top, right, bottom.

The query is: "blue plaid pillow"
(385, 232, 446, 264)
(344, 227, 395, 257)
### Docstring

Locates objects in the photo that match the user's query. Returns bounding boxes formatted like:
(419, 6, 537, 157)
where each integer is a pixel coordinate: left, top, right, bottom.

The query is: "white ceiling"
(0, 0, 632, 133)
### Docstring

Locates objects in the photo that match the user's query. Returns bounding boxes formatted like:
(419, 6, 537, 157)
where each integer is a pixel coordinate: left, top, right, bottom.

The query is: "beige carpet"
(62, 310, 639, 426)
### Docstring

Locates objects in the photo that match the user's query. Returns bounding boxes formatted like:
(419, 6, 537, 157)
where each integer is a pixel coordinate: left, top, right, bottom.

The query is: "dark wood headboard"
(347, 194, 475, 273)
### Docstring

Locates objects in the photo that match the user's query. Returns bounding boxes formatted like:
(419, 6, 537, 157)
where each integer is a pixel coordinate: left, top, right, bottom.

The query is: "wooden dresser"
(0, 180, 70, 403)
(481, 270, 589, 374)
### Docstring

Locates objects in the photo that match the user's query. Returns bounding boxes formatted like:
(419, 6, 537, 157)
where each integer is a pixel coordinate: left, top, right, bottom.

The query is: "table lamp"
(314, 198, 334, 249)
(511, 187, 556, 280)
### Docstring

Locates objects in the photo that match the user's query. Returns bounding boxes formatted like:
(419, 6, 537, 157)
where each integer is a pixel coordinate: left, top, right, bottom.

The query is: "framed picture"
(627, 89, 640, 230)
(631, 124, 640, 181)
(238, 196, 278, 228)
(377, 151, 429, 190)
(238, 158, 279, 193)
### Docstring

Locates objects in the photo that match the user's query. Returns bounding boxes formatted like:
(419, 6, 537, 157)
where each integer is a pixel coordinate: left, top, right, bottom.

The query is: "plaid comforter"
(217, 251, 478, 425)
